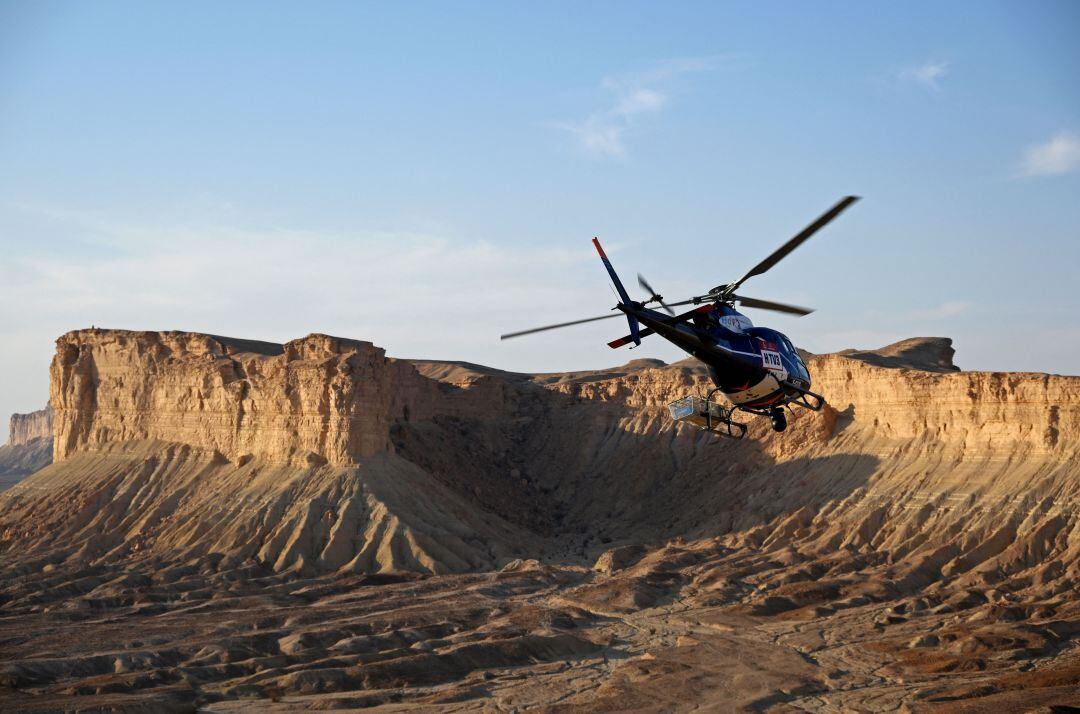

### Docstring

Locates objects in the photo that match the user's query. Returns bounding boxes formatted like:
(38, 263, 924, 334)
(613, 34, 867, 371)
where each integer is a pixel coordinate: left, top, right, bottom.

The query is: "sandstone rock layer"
(0, 330, 1077, 712)
(8, 406, 52, 447)
(50, 330, 435, 467)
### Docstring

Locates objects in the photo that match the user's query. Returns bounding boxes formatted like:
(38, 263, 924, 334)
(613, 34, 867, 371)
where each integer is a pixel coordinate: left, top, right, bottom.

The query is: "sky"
(1, 1, 1078, 425)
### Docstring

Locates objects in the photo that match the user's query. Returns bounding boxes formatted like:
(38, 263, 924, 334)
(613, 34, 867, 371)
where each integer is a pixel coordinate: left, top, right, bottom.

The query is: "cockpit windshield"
(748, 328, 805, 368)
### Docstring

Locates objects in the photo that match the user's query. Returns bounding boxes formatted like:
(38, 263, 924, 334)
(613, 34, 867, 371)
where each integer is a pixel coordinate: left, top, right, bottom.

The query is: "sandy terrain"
(0, 330, 1077, 711)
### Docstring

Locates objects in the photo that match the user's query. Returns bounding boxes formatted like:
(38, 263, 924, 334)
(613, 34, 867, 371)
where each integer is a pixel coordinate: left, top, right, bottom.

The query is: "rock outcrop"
(1, 329, 524, 573)
(0, 330, 1078, 712)
(50, 330, 443, 467)
(8, 405, 52, 446)
(1, 329, 1075, 578)
(836, 335, 960, 372)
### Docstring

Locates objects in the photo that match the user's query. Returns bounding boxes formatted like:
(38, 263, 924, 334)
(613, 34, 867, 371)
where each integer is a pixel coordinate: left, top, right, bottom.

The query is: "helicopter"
(500, 196, 860, 437)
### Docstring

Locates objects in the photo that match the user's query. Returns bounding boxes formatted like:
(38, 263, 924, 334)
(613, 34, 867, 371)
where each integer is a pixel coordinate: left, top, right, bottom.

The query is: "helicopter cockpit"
(747, 326, 810, 384)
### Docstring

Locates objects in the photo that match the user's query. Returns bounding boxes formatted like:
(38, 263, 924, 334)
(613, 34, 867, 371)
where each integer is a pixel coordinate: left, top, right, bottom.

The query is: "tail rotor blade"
(637, 273, 676, 315)
(637, 273, 655, 295)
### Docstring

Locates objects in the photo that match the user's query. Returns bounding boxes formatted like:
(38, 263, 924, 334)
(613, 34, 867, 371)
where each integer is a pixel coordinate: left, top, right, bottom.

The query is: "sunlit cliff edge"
(8, 406, 52, 447)
(0, 328, 1078, 711)
(0, 328, 1075, 585)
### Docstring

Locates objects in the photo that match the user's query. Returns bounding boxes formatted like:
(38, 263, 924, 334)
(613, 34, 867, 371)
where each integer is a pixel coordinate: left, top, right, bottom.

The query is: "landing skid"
(782, 381, 826, 411)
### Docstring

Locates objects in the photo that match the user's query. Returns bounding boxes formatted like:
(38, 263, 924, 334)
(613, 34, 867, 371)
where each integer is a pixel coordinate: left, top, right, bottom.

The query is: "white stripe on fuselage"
(725, 373, 782, 405)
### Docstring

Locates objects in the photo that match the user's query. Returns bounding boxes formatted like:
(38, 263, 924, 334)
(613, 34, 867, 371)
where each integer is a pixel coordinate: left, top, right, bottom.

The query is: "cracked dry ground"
(2, 540, 1078, 713)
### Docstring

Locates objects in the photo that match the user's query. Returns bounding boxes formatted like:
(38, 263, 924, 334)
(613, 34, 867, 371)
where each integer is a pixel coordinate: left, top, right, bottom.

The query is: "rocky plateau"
(0, 328, 1077, 712)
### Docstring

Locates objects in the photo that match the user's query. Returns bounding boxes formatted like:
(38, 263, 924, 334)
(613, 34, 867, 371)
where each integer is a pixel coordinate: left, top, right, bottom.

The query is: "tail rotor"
(637, 274, 675, 315)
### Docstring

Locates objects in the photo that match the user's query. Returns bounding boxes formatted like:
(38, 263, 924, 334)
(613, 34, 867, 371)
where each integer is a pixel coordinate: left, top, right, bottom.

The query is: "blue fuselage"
(621, 303, 810, 408)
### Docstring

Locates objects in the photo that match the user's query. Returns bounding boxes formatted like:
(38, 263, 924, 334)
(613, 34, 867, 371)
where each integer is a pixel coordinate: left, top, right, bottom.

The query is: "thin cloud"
(903, 301, 971, 321)
(612, 88, 667, 117)
(553, 117, 634, 158)
(555, 56, 721, 158)
(897, 60, 949, 92)
(0, 204, 678, 421)
(0, 207, 610, 358)
(1018, 131, 1080, 177)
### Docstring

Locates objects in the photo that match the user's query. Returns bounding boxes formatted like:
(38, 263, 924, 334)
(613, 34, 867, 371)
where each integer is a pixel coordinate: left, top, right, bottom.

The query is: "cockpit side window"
(762, 331, 793, 356)
(781, 336, 804, 365)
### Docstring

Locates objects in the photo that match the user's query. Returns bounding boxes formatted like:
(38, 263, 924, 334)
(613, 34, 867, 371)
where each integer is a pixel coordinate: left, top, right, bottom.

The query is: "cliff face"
(50, 330, 439, 467)
(2, 330, 1080, 712)
(2, 330, 519, 574)
(2, 329, 1077, 586)
(8, 406, 52, 446)
(578, 349, 1076, 458)
(513, 348, 1078, 553)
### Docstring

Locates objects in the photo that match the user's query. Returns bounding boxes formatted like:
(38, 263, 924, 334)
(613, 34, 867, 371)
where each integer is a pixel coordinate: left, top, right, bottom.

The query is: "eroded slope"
(0, 330, 1077, 712)
(0, 406, 53, 491)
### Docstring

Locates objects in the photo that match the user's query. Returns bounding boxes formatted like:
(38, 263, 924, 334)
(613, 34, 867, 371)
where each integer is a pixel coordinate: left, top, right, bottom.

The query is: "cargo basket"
(667, 395, 747, 438)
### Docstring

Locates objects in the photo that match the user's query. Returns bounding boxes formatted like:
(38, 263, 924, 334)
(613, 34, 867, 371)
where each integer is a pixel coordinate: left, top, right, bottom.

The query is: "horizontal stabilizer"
(608, 328, 656, 349)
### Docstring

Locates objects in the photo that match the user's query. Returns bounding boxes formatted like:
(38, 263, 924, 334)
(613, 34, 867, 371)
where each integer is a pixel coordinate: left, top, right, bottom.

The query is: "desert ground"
(0, 329, 1077, 712)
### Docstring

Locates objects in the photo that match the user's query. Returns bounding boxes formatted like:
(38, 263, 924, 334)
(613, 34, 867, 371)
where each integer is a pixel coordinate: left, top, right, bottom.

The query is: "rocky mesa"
(4, 328, 1078, 575)
(49, 330, 435, 466)
(0, 328, 1077, 712)
(8, 406, 52, 447)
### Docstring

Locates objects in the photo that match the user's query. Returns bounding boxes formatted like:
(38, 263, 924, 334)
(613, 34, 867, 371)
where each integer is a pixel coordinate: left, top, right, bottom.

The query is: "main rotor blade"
(500, 312, 623, 340)
(734, 295, 814, 316)
(728, 195, 860, 293)
(637, 273, 675, 315)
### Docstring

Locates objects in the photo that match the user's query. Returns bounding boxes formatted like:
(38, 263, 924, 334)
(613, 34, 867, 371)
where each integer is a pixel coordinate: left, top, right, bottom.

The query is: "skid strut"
(781, 381, 826, 411)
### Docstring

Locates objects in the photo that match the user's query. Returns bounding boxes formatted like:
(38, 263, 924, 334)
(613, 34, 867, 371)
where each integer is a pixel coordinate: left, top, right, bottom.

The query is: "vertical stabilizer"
(592, 238, 641, 346)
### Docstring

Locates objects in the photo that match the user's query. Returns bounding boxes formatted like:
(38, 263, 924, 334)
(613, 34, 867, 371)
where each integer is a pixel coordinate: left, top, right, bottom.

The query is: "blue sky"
(1, 1, 1078, 424)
